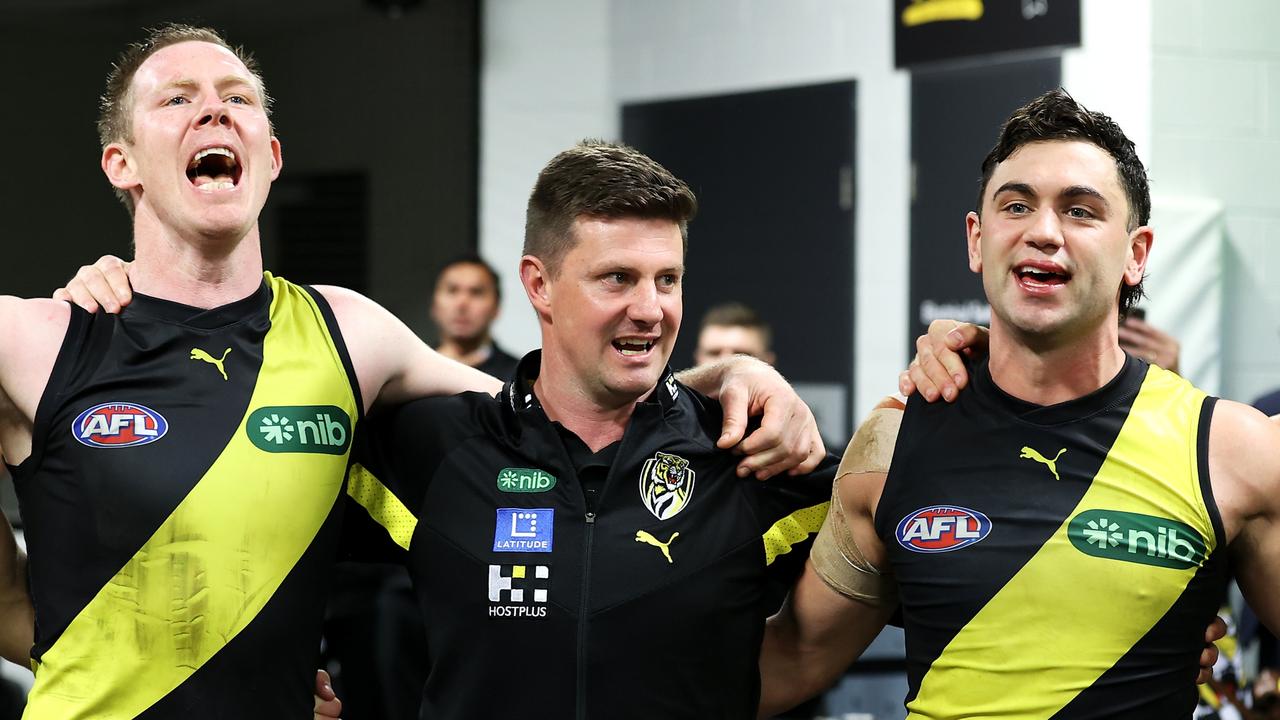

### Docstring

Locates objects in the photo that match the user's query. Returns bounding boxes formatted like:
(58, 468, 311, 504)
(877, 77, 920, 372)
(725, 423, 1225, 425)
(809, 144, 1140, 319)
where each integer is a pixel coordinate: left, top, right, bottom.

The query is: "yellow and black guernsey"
(343, 351, 832, 720)
(9, 274, 361, 719)
(876, 354, 1227, 719)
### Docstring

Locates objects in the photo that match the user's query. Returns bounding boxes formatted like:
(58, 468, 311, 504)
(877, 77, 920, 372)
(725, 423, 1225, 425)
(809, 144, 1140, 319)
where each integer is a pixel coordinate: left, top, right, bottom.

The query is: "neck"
(436, 334, 493, 367)
(533, 352, 651, 453)
(986, 317, 1127, 406)
(130, 213, 265, 308)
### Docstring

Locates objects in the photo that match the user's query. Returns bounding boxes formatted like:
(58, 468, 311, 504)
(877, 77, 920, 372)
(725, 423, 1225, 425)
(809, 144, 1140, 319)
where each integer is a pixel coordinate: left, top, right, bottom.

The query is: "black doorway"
(908, 56, 1062, 347)
(623, 81, 857, 440)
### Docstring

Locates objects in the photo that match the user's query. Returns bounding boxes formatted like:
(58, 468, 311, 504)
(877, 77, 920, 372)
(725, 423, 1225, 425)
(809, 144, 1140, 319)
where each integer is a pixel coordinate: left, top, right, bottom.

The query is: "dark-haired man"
(344, 140, 835, 718)
(0, 25, 821, 718)
(430, 254, 519, 379)
(760, 90, 1280, 719)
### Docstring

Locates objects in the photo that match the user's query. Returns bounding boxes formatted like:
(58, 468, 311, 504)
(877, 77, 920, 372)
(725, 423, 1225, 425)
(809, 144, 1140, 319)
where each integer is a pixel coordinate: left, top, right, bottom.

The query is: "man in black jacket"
(346, 140, 834, 719)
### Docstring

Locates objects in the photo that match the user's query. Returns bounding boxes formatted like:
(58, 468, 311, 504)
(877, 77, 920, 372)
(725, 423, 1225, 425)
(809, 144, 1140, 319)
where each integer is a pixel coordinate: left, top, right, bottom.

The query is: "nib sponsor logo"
(247, 406, 352, 455)
(1069, 509, 1206, 569)
(496, 468, 557, 493)
(488, 564, 550, 618)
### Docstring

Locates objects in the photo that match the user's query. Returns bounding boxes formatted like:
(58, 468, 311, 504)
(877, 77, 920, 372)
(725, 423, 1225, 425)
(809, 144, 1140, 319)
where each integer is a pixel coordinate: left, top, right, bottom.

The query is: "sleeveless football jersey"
(10, 274, 361, 719)
(876, 355, 1226, 719)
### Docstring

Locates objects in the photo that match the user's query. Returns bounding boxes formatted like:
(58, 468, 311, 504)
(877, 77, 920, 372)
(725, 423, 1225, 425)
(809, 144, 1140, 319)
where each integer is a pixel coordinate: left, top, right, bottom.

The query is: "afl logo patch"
(896, 505, 991, 553)
(72, 402, 169, 448)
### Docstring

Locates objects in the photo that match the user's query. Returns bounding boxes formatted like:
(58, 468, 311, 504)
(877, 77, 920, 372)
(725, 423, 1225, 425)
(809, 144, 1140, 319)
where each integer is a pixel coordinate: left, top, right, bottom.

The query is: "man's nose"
(1024, 208, 1065, 251)
(628, 283, 663, 324)
(195, 99, 232, 129)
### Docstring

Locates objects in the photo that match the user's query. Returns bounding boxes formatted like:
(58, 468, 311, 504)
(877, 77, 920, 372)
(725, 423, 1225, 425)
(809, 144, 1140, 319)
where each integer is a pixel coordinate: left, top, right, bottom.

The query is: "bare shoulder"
(835, 399, 904, 529)
(309, 285, 385, 323)
(1209, 399, 1280, 537)
(0, 297, 70, 367)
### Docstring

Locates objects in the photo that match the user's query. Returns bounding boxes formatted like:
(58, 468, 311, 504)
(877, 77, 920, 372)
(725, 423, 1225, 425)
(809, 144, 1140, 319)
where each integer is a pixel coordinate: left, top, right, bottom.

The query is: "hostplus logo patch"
(496, 467, 557, 493)
(488, 564, 550, 618)
(247, 406, 352, 454)
(1069, 509, 1206, 569)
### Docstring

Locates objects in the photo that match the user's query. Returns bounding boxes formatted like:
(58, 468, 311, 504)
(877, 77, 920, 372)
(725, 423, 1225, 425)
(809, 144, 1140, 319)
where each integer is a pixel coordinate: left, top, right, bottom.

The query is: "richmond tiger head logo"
(639, 452, 696, 520)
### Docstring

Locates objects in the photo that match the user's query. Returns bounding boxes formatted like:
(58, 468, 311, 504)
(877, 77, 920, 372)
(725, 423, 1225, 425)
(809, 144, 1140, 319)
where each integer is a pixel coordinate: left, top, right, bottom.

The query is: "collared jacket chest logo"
(639, 452, 696, 520)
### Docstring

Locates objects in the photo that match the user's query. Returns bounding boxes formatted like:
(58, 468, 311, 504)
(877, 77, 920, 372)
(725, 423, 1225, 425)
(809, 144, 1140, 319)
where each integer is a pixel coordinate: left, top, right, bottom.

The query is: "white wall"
(481, 0, 616, 354)
(1150, 0, 1280, 404)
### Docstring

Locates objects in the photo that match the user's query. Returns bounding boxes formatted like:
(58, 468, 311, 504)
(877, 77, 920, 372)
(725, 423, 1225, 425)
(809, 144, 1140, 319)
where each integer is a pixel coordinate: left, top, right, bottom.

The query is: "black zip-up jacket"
(345, 352, 833, 719)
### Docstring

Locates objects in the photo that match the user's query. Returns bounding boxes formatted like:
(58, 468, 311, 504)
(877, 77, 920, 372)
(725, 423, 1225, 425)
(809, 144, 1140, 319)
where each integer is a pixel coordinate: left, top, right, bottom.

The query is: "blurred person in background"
(1118, 308, 1181, 373)
(694, 301, 776, 366)
(429, 254, 519, 380)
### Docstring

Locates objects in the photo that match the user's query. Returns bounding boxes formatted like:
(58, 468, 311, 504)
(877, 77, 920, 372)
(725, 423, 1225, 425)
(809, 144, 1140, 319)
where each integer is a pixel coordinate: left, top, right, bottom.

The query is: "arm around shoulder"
(311, 286, 502, 411)
(1214, 401, 1280, 634)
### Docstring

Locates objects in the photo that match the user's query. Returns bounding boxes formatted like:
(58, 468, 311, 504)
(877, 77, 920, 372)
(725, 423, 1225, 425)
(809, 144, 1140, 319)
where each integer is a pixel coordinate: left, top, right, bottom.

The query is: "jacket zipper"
(576, 510, 596, 720)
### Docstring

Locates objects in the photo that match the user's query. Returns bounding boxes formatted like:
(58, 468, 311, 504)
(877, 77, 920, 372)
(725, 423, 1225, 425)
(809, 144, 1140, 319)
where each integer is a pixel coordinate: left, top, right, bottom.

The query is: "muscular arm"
(676, 356, 825, 479)
(62, 262, 825, 475)
(758, 402, 901, 716)
(759, 557, 893, 717)
(1214, 401, 1280, 632)
(0, 297, 68, 666)
(0, 509, 32, 666)
(310, 286, 502, 412)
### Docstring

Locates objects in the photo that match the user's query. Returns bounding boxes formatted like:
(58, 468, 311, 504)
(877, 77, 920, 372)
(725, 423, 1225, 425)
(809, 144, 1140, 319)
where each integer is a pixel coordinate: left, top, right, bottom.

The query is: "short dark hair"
(976, 89, 1151, 315)
(99, 23, 273, 215)
(699, 302, 772, 348)
(434, 253, 502, 301)
(523, 139, 698, 276)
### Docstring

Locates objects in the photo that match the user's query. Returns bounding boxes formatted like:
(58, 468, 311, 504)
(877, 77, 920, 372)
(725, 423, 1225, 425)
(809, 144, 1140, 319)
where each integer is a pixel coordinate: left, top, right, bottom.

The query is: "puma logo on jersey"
(1020, 446, 1066, 480)
(635, 530, 679, 564)
(191, 347, 231, 381)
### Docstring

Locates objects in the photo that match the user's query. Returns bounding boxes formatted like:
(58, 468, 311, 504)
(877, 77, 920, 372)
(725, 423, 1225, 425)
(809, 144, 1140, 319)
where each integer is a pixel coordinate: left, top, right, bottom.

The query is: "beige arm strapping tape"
(811, 407, 902, 606)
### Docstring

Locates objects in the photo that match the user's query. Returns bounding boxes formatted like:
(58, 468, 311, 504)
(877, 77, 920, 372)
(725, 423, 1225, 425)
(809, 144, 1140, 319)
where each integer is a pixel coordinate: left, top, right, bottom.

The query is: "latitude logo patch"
(493, 508, 554, 553)
(72, 402, 168, 448)
(246, 406, 352, 454)
(496, 467, 557, 493)
(488, 564, 550, 618)
(1069, 509, 1206, 569)
(639, 451, 696, 520)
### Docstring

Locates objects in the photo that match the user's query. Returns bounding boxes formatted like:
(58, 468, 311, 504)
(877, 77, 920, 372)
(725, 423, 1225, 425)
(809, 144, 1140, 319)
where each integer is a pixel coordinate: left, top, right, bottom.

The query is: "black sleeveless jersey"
(875, 355, 1227, 719)
(10, 274, 361, 719)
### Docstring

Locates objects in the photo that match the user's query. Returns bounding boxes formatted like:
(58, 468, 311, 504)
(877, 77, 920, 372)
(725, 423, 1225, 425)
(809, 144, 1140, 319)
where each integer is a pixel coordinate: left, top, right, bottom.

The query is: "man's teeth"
(615, 340, 654, 356)
(190, 147, 236, 167)
(195, 181, 235, 192)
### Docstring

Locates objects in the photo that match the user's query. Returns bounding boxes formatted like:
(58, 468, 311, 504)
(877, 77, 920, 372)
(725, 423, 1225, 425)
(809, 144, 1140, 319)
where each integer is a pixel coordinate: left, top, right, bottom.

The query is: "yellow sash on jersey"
(908, 366, 1214, 719)
(25, 275, 358, 719)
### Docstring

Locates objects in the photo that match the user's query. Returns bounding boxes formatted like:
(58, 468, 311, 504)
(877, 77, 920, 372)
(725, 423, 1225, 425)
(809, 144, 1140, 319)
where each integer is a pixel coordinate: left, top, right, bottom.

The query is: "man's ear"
(1124, 225, 1154, 287)
(519, 255, 553, 320)
(269, 136, 283, 180)
(102, 143, 140, 192)
(966, 211, 983, 274)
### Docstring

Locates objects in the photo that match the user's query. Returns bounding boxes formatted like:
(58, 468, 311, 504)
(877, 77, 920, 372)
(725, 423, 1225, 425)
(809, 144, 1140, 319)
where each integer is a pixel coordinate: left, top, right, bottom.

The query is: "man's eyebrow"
(159, 76, 257, 94)
(1060, 185, 1110, 208)
(993, 182, 1036, 198)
